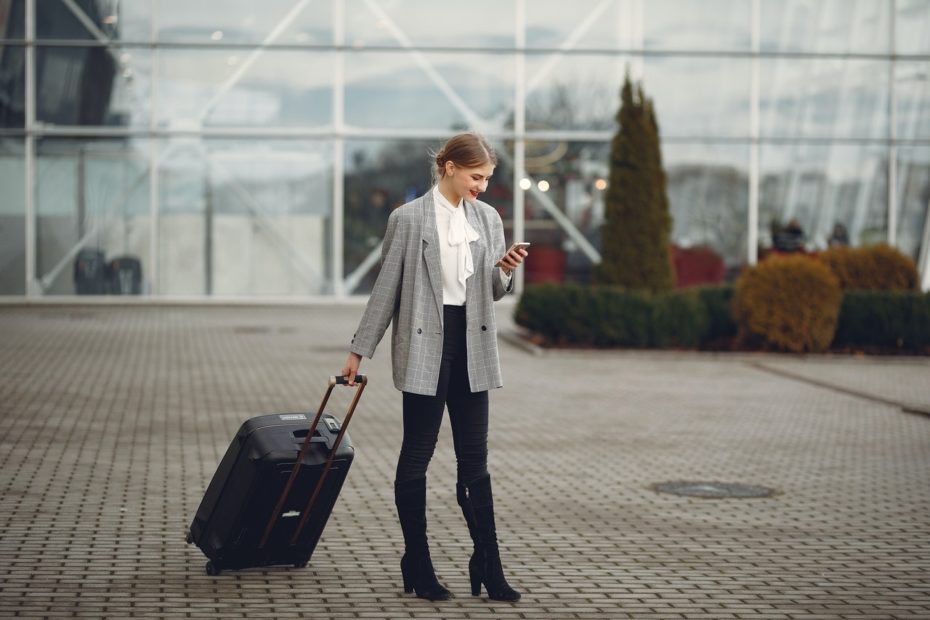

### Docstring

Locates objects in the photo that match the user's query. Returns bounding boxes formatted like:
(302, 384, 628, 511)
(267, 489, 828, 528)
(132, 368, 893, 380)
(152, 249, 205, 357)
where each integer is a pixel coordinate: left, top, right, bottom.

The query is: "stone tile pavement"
(0, 303, 928, 620)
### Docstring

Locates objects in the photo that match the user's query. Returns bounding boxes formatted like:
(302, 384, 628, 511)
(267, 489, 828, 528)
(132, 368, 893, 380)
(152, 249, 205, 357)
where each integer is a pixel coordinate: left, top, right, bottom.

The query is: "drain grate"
(652, 481, 777, 499)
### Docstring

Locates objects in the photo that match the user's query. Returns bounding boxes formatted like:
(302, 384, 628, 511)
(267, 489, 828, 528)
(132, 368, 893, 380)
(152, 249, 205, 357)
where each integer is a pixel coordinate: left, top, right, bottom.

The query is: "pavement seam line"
(746, 361, 930, 417)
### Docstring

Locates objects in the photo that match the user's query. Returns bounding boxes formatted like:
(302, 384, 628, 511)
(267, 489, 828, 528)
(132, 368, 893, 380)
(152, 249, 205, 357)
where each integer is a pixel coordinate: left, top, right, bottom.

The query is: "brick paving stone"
(0, 304, 929, 620)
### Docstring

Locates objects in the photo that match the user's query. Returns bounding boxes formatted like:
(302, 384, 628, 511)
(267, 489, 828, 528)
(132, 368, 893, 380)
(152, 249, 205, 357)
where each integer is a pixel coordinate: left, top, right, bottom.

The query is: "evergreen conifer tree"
(596, 73, 675, 292)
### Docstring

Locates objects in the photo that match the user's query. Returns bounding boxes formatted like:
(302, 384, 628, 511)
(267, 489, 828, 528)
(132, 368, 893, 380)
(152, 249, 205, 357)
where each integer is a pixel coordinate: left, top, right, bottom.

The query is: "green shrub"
(733, 256, 842, 352)
(516, 279, 926, 354)
(817, 244, 918, 291)
(651, 290, 708, 348)
(514, 283, 571, 345)
(694, 286, 737, 349)
(592, 287, 653, 347)
(833, 290, 930, 353)
(516, 285, 707, 348)
(515, 284, 654, 347)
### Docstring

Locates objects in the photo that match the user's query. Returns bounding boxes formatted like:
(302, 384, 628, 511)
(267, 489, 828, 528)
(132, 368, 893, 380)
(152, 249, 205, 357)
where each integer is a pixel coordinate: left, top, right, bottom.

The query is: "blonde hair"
(431, 132, 497, 184)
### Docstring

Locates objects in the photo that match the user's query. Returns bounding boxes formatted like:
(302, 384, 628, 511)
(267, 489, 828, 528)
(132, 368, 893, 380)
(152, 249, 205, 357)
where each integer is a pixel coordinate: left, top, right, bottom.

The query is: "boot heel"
(401, 557, 413, 593)
(469, 567, 482, 596)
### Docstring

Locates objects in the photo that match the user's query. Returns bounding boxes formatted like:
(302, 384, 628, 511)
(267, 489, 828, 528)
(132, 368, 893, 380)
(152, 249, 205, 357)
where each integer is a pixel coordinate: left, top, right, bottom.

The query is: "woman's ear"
(445, 162, 455, 177)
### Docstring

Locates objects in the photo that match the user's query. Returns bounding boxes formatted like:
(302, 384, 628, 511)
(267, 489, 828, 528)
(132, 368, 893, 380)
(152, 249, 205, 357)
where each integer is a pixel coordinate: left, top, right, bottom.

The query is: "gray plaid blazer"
(349, 190, 513, 396)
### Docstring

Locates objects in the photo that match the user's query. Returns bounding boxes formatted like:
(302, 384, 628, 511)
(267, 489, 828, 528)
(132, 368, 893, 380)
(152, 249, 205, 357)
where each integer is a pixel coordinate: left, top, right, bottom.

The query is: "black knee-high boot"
(459, 474, 521, 602)
(394, 478, 452, 601)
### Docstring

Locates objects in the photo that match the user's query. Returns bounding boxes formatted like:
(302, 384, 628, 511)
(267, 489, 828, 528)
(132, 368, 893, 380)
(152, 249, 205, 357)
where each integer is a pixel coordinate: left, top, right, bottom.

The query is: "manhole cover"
(652, 481, 777, 499)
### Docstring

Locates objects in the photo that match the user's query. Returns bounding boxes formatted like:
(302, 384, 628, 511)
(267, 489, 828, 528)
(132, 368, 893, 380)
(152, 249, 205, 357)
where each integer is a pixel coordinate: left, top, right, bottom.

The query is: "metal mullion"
(24, 0, 36, 297)
(749, 0, 760, 266)
(333, 0, 345, 298)
(21, 37, 930, 62)
(148, 0, 159, 295)
(888, 0, 898, 247)
(514, 0, 526, 295)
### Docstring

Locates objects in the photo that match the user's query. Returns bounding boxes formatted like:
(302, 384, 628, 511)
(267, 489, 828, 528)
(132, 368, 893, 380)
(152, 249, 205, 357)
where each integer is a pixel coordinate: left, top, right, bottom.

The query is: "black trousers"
(395, 305, 489, 485)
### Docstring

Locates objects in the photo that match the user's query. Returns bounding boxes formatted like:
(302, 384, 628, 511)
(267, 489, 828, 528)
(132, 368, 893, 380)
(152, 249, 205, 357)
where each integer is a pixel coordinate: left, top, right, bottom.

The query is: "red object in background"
(673, 245, 726, 288)
(524, 245, 566, 284)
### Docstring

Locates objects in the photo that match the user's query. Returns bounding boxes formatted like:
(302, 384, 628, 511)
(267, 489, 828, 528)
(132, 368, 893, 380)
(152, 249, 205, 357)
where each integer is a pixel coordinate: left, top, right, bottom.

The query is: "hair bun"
(435, 154, 445, 166)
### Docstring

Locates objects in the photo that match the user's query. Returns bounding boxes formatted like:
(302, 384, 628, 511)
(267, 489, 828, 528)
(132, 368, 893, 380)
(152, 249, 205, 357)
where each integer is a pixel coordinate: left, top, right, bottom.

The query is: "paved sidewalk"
(1, 304, 929, 620)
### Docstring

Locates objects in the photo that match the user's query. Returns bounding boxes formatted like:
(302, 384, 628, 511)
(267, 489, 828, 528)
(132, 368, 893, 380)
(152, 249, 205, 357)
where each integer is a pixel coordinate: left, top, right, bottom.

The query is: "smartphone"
(498, 242, 530, 267)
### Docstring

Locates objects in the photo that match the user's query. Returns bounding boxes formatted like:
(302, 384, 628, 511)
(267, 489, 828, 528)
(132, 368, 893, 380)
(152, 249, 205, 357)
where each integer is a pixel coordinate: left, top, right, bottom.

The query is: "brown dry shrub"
(733, 255, 842, 352)
(817, 243, 918, 291)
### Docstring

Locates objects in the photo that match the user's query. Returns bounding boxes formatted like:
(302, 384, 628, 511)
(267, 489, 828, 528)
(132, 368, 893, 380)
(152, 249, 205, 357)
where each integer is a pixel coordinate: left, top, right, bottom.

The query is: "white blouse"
(432, 186, 512, 306)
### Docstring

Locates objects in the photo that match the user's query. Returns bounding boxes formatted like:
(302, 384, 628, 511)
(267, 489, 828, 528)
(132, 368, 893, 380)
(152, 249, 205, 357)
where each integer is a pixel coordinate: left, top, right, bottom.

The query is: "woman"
(341, 132, 526, 602)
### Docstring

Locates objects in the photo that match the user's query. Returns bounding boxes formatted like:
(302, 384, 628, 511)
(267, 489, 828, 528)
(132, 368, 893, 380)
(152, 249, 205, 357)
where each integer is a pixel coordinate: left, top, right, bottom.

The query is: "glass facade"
(0, 0, 928, 297)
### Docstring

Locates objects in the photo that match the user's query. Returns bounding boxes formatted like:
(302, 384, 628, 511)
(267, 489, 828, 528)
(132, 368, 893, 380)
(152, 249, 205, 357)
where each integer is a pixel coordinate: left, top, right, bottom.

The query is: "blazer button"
(417, 328, 422, 334)
(481, 325, 487, 331)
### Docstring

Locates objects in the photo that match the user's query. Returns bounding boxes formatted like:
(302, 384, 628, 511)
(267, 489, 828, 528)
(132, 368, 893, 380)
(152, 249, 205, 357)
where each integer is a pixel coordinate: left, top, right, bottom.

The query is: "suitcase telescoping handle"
(258, 375, 367, 550)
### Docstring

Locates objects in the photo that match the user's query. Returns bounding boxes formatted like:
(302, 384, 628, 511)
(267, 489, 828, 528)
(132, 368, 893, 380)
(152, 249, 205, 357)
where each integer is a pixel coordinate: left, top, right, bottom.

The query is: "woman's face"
(445, 161, 495, 202)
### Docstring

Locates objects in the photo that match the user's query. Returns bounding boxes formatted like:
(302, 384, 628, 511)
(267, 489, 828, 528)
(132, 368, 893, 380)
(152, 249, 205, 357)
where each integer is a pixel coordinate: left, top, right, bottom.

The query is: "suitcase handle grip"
(258, 375, 367, 550)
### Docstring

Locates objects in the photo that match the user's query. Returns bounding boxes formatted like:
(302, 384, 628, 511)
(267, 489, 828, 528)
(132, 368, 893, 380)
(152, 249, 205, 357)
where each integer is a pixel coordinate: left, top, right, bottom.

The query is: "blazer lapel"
(462, 200, 485, 309)
(420, 191, 444, 319)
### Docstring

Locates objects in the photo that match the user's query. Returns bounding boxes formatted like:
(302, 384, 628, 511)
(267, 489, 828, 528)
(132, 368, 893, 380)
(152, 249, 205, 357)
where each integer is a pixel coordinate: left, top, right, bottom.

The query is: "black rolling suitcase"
(187, 375, 367, 575)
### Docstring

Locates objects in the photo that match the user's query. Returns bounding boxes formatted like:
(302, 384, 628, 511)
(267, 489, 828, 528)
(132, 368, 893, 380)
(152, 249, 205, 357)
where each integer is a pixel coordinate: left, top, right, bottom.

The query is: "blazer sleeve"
(489, 209, 513, 301)
(349, 208, 406, 358)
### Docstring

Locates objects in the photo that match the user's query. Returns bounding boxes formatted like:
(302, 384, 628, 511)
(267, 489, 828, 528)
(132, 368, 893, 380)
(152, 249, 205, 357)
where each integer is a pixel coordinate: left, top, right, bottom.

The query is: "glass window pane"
(35, 46, 151, 127)
(345, 0, 513, 49)
(36, 137, 151, 295)
(761, 0, 891, 54)
(344, 139, 433, 294)
(157, 48, 332, 129)
(895, 146, 930, 261)
(344, 137, 513, 294)
(36, 0, 124, 41)
(525, 1, 624, 50)
(760, 58, 889, 139)
(158, 138, 332, 296)
(665, 142, 750, 269)
(760, 143, 889, 255)
(1, 0, 25, 39)
(525, 54, 625, 131)
(154, 0, 332, 46)
(0, 138, 25, 294)
(645, 57, 751, 138)
(644, 0, 750, 51)
(522, 141, 607, 284)
(897, 0, 930, 55)
(896, 62, 930, 140)
(345, 51, 513, 131)
(0, 43, 25, 128)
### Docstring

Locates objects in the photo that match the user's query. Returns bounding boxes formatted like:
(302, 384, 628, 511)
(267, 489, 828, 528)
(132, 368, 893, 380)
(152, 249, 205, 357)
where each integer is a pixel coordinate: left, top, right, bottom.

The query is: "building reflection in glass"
(0, 0, 928, 296)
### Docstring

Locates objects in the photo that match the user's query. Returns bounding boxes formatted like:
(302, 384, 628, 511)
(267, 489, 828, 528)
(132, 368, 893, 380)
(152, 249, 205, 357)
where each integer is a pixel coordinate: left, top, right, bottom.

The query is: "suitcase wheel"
(294, 560, 308, 569)
(205, 561, 221, 576)
(185, 530, 193, 545)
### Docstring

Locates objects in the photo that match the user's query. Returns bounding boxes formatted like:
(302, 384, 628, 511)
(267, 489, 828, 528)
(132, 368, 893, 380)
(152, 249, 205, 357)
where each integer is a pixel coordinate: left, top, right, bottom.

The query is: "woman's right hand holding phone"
(498, 242, 530, 275)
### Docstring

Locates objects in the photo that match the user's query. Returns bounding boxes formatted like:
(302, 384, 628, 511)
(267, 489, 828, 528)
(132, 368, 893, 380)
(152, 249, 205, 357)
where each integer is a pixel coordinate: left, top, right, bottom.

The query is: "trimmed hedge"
(515, 284, 719, 349)
(514, 283, 929, 354)
(732, 256, 842, 353)
(833, 290, 930, 353)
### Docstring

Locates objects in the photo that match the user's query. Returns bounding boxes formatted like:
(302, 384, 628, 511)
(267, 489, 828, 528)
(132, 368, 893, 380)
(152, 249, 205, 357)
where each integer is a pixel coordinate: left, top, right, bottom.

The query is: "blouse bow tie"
(448, 203, 480, 287)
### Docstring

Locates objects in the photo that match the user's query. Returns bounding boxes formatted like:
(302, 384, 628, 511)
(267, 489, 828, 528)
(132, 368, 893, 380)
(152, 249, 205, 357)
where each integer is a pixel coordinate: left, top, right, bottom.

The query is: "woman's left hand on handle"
(341, 352, 362, 386)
